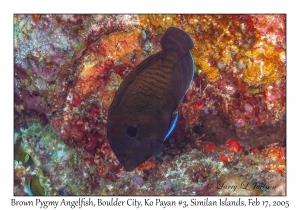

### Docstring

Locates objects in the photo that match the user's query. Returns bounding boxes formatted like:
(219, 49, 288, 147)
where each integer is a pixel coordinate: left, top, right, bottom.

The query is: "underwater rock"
(217, 174, 260, 196)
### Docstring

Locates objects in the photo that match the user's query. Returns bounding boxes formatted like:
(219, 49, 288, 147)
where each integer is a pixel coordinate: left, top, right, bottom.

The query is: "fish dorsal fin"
(163, 113, 178, 141)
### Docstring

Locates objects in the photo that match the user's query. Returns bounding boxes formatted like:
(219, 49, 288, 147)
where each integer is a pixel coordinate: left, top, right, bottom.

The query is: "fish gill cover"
(14, 14, 286, 196)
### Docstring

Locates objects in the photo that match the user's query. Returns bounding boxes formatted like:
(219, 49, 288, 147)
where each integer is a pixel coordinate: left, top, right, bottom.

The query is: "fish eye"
(126, 125, 137, 137)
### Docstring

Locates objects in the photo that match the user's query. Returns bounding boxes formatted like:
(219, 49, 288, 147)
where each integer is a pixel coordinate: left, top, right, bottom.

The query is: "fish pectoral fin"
(163, 113, 179, 141)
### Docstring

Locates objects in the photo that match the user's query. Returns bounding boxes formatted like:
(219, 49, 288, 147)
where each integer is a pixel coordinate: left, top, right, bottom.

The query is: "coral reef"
(14, 122, 286, 195)
(14, 14, 286, 195)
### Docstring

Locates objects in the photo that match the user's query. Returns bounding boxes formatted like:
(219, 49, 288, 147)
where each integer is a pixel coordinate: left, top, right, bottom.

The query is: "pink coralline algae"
(14, 14, 286, 195)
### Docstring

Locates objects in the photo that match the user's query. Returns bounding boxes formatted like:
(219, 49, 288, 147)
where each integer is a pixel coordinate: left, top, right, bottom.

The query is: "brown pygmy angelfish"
(107, 27, 194, 171)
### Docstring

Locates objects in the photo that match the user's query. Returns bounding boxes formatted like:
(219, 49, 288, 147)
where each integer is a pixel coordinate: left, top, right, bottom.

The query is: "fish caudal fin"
(160, 27, 194, 58)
